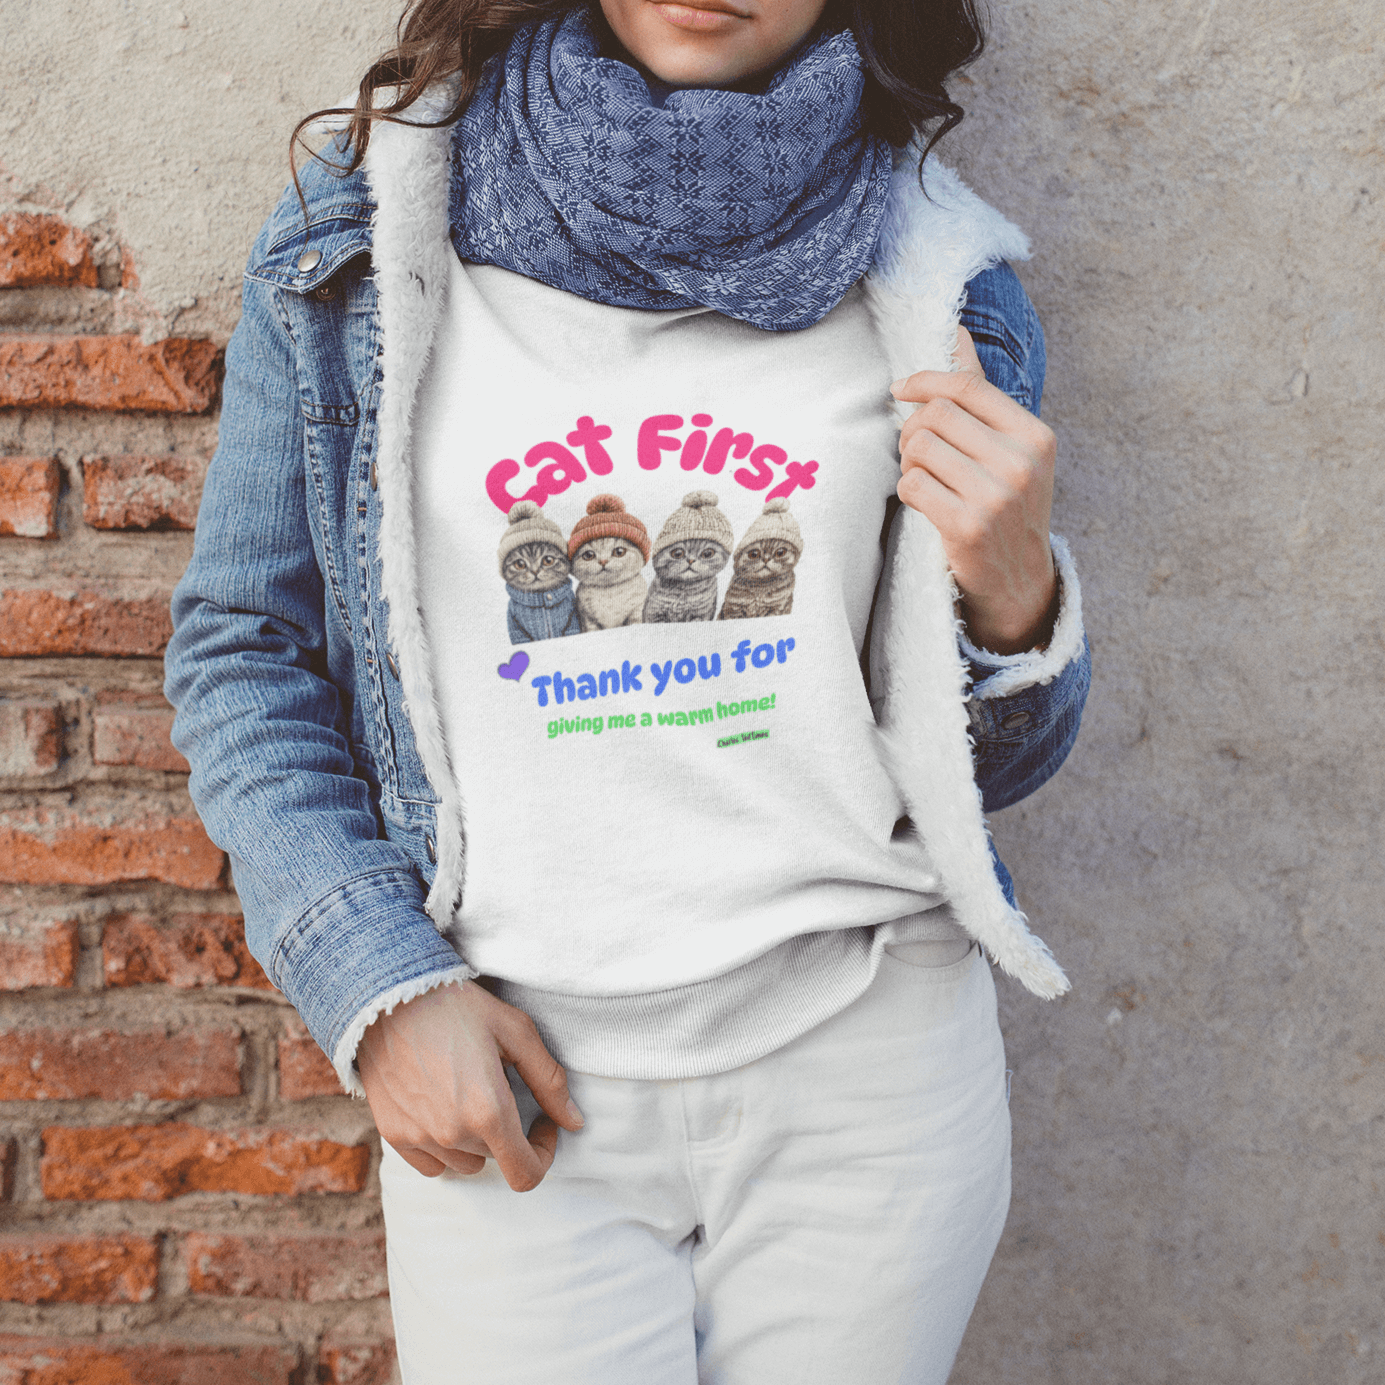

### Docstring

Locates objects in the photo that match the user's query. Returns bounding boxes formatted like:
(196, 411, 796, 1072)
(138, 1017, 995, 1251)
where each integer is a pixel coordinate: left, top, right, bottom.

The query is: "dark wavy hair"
(292, 0, 985, 185)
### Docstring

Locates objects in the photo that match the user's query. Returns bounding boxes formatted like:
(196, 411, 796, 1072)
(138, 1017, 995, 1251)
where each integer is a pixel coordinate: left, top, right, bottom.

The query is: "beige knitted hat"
(498, 499, 566, 565)
(653, 491, 734, 555)
(733, 497, 803, 560)
(567, 494, 651, 561)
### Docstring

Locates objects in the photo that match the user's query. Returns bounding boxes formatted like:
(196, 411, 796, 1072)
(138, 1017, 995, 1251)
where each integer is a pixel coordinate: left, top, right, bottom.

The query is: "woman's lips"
(650, 0, 749, 32)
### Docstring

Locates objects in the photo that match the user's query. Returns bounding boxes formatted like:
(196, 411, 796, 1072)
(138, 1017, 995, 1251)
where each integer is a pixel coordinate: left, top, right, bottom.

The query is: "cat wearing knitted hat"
(498, 500, 580, 643)
(643, 491, 734, 624)
(569, 494, 651, 632)
(719, 498, 804, 621)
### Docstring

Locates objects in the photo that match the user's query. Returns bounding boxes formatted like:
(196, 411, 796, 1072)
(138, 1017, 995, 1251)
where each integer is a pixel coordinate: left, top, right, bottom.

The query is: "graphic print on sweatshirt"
(499, 490, 802, 641)
(493, 471, 809, 742)
(487, 389, 818, 639)
(412, 257, 950, 992)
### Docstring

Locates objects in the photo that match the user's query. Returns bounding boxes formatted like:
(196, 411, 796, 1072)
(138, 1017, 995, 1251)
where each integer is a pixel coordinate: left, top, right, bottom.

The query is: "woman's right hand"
(356, 980, 584, 1191)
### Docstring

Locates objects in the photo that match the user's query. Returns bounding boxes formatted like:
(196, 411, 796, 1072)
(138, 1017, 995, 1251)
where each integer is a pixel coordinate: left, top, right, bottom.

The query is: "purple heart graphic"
(497, 650, 530, 682)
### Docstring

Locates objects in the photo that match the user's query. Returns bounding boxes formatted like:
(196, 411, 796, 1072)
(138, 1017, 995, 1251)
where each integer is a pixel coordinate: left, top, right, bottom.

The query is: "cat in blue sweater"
(499, 501, 581, 643)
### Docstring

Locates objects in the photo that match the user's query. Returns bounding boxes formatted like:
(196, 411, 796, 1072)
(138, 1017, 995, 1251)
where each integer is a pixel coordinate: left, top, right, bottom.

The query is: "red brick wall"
(0, 213, 395, 1384)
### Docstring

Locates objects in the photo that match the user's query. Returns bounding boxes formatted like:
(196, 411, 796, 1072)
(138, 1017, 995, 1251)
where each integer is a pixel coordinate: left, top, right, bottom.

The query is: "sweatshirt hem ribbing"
(489, 908, 966, 1080)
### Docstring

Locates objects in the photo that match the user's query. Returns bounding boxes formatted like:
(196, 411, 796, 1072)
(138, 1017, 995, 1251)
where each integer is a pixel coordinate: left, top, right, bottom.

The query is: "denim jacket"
(166, 130, 1090, 1083)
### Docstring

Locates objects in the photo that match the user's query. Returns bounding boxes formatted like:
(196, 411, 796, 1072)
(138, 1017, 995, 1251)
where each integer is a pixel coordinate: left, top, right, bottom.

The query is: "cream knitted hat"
(653, 491, 734, 555)
(733, 497, 803, 560)
(498, 499, 566, 565)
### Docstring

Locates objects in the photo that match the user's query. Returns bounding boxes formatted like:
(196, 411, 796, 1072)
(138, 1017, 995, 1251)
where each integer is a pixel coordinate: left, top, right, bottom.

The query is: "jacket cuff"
(270, 867, 476, 1095)
(961, 535, 1085, 700)
(331, 965, 477, 1098)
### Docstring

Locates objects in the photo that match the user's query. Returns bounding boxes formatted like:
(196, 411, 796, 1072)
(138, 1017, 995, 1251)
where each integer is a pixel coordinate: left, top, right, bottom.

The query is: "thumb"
(526, 1112, 560, 1174)
(952, 323, 984, 378)
(502, 1016, 585, 1133)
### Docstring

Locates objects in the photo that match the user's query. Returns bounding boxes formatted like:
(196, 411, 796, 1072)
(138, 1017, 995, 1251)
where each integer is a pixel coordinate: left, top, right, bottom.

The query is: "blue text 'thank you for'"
(531, 638, 796, 706)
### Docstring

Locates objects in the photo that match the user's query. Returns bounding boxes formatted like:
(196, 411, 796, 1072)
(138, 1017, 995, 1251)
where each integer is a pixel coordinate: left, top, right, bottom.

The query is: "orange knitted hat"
(567, 494, 651, 562)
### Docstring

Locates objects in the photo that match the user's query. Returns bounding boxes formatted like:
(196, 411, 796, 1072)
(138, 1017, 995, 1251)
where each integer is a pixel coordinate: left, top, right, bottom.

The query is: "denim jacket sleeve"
(956, 262, 1091, 813)
(164, 239, 468, 1078)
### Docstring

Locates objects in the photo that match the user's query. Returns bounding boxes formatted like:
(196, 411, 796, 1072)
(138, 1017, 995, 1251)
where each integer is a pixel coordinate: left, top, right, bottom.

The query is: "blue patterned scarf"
(449, 7, 893, 331)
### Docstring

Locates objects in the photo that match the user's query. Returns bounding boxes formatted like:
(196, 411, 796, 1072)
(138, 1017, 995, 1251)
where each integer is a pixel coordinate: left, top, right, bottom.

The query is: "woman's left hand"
(891, 326, 1058, 655)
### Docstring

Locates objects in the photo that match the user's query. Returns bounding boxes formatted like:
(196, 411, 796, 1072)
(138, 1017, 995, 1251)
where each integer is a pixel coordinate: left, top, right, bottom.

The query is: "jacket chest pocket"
(283, 255, 376, 426)
(278, 261, 378, 633)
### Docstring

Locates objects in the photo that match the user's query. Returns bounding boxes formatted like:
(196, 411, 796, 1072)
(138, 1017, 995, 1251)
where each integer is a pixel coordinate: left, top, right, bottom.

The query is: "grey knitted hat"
(653, 491, 734, 555)
(733, 497, 803, 560)
(498, 499, 566, 565)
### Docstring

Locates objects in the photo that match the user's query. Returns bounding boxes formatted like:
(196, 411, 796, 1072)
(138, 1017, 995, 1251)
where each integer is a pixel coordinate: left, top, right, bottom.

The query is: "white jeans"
(380, 944, 1010, 1385)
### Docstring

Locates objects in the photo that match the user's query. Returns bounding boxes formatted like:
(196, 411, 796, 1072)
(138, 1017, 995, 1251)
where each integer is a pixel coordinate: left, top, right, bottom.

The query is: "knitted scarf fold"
(449, 7, 893, 331)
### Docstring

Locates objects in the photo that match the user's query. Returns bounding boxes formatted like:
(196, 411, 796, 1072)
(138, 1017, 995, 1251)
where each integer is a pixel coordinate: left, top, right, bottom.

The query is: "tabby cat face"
(732, 539, 800, 582)
(652, 539, 730, 585)
(571, 536, 646, 586)
(502, 540, 571, 590)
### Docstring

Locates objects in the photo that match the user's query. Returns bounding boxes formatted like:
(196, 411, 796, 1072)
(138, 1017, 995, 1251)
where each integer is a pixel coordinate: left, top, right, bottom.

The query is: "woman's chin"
(632, 45, 759, 88)
(606, 0, 797, 88)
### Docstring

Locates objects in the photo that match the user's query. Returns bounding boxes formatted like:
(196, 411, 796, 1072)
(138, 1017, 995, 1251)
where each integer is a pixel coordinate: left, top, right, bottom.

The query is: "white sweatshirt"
(410, 255, 969, 1076)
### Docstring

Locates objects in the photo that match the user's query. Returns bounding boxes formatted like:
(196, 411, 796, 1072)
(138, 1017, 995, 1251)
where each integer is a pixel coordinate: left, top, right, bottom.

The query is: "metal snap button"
(297, 248, 322, 273)
(424, 834, 437, 864)
(312, 279, 337, 301)
(1000, 710, 1032, 732)
(369, 460, 378, 491)
(386, 651, 400, 681)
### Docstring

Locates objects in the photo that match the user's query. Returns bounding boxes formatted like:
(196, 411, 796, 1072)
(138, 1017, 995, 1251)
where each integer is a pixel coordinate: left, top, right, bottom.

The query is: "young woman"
(166, 0, 1090, 1377)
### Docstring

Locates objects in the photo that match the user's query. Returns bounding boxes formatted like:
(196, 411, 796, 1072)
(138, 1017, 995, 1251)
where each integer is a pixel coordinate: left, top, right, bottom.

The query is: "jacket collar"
(247, 140, 374, 292)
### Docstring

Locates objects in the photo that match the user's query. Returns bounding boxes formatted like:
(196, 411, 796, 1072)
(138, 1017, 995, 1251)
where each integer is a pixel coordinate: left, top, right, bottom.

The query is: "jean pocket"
(883, 939, 977, 977)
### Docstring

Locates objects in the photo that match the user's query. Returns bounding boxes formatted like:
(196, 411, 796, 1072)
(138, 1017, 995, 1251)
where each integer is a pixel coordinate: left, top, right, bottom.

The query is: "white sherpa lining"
(863, 147, 1070, 999)
(331, 964, 475, 1097)
(865, 150, 1033, 425)
(869, 510, 1069, 999)
(363, 88, 470, 933)
(358, 120, 1078, 1001)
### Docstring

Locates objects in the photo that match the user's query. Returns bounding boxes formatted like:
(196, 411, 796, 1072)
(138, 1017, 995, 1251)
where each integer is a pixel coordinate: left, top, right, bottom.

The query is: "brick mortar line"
(0, 1302, 398, 1367)
(0, 424, 222, 468)
(0, 883, 243, 908)
(0, 786, 203, 805)
(0, 774, 199, 793)
(0, 1196, 385, 1224)
(0, 408, 223, 429)
(0, 1304, 390, 1331)
(0, 1100, 370, 1128)
(0, 1315, 397, 1379)
(0, 996, 297, 1025)
(0, 1195, 385, 1228)
(0, 1299, 396, 1322)
(0, 655, 170, 677)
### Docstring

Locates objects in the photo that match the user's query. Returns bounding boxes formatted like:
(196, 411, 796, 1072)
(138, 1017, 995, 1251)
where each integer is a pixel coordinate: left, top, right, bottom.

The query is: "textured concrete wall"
(3, 0, 1381, 1380)
(948, 2, 1385, 1381)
